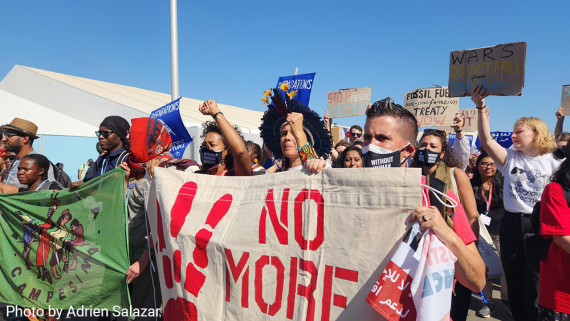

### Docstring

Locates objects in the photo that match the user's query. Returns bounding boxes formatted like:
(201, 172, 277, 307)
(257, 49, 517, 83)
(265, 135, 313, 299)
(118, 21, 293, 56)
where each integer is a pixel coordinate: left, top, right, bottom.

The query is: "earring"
(254, 158, 258, 164)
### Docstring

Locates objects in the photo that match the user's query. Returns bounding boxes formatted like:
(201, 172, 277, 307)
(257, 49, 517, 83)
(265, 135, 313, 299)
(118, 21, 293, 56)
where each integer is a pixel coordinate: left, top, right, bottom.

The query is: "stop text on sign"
(327, 87, 371, 118)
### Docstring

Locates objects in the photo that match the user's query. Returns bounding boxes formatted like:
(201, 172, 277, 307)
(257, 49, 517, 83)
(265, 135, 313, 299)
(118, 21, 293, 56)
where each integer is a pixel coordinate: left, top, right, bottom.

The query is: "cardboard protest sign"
(562, 85, 570, 115)
(327, 87, 371, 118)
(150, 98, 193, 158)
(448, 42, 527, 97)
(0, 170, 129, 311)
(276, 73, 316, 107)
(404, 87, 459, 127)
(147, 167, 423, 321)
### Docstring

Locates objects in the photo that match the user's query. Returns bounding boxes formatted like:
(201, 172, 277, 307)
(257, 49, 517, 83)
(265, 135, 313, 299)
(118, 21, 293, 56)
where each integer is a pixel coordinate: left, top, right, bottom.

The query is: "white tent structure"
(0, 65, 264, 180)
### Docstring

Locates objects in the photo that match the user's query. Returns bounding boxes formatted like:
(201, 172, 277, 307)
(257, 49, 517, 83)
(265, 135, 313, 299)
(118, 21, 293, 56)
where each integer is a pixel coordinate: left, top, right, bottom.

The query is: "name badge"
(480, 214, 491, 226)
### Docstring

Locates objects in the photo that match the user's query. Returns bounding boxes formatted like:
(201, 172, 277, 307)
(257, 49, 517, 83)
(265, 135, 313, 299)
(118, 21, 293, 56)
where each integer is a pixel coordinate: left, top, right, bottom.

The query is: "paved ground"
(467, 282, 513, 321)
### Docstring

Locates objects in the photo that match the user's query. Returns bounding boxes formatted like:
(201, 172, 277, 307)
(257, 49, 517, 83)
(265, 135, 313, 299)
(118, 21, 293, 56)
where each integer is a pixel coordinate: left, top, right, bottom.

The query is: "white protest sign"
(147, 168, 422, 321)
(404, 87, 459, 128)
(327, 87, 371, 118)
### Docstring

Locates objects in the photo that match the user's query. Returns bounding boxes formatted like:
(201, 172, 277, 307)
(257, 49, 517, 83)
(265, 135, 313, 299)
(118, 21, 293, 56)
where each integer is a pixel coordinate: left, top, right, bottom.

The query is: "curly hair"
(412, 131, 462, 168)
(201, 121, 245, 171)
(338, 145, 363, 168)
(514, 117, 556, 154)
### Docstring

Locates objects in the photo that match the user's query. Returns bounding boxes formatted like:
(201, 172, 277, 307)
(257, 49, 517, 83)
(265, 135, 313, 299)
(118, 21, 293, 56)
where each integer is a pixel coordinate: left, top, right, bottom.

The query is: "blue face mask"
(362, 143, 411, 168)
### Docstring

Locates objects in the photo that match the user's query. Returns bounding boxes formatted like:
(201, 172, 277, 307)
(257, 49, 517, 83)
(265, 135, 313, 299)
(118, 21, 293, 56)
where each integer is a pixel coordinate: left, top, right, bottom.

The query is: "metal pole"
(170, 0, 180, 102)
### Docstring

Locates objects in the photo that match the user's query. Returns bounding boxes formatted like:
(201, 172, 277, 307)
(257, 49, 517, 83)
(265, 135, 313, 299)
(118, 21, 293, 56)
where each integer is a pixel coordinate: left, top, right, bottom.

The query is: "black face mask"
(361, 144, 409, 168)
(199, 147, 223, 170)
(418, 148, 442, 166)
(554, 145, 567, 160)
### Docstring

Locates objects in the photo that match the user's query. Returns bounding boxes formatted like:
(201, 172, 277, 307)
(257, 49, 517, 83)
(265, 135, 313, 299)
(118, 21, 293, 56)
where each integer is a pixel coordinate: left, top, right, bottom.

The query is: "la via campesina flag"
(0, 169, 129, 310)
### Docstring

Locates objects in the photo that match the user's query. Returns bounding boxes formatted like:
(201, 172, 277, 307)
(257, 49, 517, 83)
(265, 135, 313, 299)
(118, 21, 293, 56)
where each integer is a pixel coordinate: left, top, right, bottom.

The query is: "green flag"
(0, 169, 129, 310)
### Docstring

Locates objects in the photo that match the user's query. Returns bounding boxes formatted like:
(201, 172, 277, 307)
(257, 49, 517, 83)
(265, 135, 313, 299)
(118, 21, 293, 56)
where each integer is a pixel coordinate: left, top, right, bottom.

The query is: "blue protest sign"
(276, 73, 316, 107)
(473, 132, 513, 150)
(149, 98, 192, 158)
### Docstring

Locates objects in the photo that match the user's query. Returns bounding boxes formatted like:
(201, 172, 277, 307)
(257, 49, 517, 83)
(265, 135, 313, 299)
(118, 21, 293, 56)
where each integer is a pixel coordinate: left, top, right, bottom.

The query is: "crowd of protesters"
(1, 84, 569, 321)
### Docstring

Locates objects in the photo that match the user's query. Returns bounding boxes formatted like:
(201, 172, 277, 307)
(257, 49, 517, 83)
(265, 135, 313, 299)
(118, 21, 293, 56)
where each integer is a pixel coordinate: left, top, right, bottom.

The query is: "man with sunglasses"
(349, 125, 363, 143)
(75, 116, 130, 186)
(0, 118, 56, 193)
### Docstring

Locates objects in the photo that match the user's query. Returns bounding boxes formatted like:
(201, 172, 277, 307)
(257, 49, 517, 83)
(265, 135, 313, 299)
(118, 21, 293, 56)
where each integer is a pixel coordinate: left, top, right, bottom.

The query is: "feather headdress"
(259, 88, 332, 158)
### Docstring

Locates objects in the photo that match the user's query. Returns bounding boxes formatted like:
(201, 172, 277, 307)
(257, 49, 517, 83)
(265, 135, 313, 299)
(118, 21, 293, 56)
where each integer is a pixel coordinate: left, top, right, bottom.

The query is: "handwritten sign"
(404, 87, 459, 127)
(148, 168, 422, 320)
(562, 85, 570, 115)
(437, 108, 490, 132)
(448, 42, 527, 97)
(326, 87, 371, 118)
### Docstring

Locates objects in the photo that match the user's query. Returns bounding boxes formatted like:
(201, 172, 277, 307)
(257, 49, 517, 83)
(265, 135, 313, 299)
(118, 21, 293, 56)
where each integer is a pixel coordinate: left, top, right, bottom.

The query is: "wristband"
(454, 129, 463, 133)
(475, 105, 487, 110)
(296, 142, 317, 163)
(275, 162, 282, 171)
(144, 247, 155, 254)
(212, 112, 223, 119)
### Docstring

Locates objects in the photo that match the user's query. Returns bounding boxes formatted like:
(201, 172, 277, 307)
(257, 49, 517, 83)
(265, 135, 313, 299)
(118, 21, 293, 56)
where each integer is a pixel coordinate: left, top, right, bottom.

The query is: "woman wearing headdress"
(259, 88, 332, 173)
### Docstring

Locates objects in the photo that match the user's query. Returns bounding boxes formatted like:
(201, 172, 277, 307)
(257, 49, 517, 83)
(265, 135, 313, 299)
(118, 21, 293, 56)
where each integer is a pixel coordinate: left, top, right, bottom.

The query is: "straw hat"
(0, 118, 39, 139)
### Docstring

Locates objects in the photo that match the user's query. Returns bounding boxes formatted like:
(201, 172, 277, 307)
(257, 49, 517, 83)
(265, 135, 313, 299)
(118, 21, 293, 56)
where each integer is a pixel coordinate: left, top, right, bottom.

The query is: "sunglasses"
(351, 132, 362, 138)
(3, 155, 16, 161)
(423, 129, 446, 135)
(1, 132, 21, 139)
(95, 130, 113, 138)
(480, 162, 496, 168)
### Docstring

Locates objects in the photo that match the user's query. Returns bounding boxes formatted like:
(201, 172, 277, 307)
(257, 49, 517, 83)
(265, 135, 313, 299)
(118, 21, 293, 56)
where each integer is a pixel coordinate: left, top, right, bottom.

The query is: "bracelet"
(275, 162, 282, 171)
(212, 112, 223, 119)
(296, 142, 317, 163)
(475, 105, 487, 110)
(144, 247, 155, 254)
(454, 129, 462, 133)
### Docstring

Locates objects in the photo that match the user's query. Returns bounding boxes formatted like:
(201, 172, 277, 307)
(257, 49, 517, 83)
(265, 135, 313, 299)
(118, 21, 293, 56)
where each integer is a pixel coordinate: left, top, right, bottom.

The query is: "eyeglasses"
(2, 155, 16, 161)
(480, 162, 496, 168)
(95, 130, 113, 138)
(1, 132, 20, 139)
(423, 129, 446, 135)
(351, 132, 362, 138)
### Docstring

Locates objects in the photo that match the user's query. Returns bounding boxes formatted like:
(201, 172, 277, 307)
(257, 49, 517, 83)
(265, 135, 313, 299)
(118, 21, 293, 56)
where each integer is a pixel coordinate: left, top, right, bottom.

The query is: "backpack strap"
(425, 176, 454, 229)
(116, 151, 129, 168)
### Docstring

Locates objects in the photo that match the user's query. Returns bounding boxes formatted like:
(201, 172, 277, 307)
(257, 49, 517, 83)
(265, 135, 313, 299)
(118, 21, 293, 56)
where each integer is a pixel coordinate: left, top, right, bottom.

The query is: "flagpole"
(170, 0, 180, 101)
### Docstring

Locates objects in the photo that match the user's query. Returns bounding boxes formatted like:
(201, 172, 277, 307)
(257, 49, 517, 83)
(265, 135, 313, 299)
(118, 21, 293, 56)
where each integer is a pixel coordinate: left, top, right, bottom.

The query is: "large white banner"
(147, 168, 422, 321)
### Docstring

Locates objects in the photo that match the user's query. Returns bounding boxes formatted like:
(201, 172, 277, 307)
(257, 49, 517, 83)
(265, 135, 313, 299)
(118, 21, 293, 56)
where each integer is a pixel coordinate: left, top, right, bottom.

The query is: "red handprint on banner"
(155, 182, 232, 321)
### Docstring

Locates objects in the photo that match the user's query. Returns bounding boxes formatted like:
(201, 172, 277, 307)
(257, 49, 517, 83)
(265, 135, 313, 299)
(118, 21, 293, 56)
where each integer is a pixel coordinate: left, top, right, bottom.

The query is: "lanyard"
(481, 182, 493, 216)
(100, 158, 108, 176)
(35, 181, 47, 191)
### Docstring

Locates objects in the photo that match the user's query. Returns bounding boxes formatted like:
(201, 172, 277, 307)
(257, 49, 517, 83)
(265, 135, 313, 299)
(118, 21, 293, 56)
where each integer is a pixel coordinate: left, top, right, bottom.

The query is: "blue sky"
(1, 0, 569, 132)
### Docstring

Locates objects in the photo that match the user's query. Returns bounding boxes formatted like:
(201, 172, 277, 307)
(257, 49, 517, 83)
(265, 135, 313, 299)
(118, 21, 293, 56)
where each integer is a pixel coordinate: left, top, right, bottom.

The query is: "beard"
(5, 141, 22, 154)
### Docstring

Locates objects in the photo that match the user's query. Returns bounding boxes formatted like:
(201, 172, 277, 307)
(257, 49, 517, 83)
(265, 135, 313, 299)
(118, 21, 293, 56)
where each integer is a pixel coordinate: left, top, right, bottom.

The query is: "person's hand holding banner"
(471, 86, 489, 108)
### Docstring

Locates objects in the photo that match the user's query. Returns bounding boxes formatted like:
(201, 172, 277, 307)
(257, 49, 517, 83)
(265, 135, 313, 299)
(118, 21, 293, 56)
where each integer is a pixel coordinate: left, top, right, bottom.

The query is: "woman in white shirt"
(473, 86, 559, 321)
